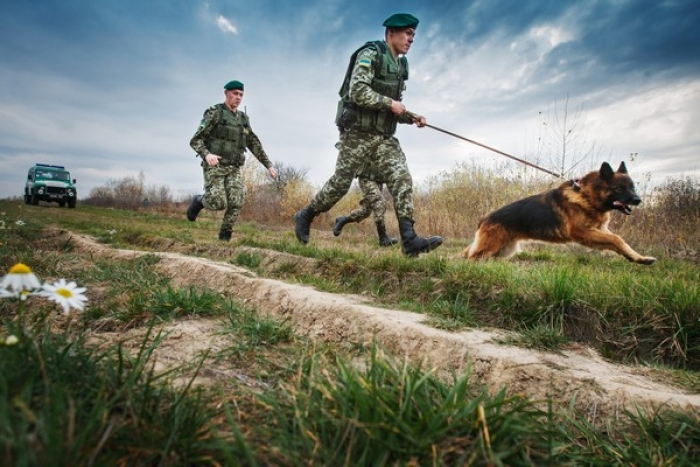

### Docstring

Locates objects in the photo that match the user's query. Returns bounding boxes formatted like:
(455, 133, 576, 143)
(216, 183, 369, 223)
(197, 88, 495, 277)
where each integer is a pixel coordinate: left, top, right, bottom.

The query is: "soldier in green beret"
(187, 80, 277, 241)
(223, 80, 244, 91)
(382, 13, 419, 29)
(294, 13, 442, 256)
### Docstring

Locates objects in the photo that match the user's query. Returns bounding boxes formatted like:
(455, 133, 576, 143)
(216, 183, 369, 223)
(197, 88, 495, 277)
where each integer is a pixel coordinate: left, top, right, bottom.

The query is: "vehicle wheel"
(68, 199, 76, 209)
(59, 201, 66, 207)
(30, 193, 39, 205)
(24, 193, 30, 204)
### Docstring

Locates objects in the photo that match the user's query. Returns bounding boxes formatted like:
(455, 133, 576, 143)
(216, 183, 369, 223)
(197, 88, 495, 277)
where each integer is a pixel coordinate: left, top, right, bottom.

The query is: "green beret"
(382, 13, 419, 29)
(224, 80, 244, 91)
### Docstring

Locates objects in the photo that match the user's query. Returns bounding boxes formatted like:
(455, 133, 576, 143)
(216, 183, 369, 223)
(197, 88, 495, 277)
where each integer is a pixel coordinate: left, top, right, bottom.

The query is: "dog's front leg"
(577, 229, 656, 265)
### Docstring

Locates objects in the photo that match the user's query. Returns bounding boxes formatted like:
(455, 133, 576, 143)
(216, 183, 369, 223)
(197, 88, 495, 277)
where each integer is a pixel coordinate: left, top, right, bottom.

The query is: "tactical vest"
(206, 104, 249, 166)
(336, 41, 409, 136)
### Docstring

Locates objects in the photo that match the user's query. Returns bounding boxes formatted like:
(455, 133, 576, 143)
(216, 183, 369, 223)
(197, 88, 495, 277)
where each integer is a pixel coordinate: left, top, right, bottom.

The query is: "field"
(1, 195, 699, 465)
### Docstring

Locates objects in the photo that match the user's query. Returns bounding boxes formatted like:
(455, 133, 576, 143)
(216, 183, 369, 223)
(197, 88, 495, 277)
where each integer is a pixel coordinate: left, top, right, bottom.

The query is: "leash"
(407, 111, 564, 179)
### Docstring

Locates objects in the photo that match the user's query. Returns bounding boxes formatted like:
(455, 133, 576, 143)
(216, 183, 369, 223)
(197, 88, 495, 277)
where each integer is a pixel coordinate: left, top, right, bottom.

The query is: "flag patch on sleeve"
(358, 58, 372, 67)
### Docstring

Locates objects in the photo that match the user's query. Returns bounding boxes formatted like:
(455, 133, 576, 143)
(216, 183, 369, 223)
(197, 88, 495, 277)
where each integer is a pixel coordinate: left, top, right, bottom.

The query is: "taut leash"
(407, 111, 564, 179)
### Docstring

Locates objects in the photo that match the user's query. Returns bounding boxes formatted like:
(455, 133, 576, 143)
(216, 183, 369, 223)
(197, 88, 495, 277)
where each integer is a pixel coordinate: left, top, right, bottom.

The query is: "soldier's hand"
(389, 99, 407, 116)
(268, 166, 277, 179)
(205, 154, 221, 166)
(413, 114, 427, 128)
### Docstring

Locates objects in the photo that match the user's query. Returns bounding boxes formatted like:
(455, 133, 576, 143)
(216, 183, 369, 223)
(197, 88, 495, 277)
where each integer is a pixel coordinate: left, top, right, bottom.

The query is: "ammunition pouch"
(335, 100, 357, 132)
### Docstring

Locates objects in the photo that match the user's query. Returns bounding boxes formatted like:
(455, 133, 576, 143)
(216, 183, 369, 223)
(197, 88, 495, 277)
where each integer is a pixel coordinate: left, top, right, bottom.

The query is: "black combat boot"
(398, 218, 442, 257)
(186, 195, 204, 222)
(218, 229, 232, 241)
(333, 216, 351, 236)
(376, 221, 398, 247)
(294, 206, 316, 244)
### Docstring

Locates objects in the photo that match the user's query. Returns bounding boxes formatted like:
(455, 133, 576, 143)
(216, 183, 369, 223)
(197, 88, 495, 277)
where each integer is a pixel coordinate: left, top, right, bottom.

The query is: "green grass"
(246, 346, 700, 466)
(496, 325, 570, 352)
(75, 256, 230, 324)
(255, 347, 561, 465)
(0, 323, 240, 466)
(1, 199, 700, 464)
(220, 303, 295, 355)
(2, 200, 699, 371)
(234, 250, 262, 270)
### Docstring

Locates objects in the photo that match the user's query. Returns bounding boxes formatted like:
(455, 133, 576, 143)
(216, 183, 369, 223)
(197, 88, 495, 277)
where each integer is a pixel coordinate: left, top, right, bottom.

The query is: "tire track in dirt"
(65, 229, 700, 416)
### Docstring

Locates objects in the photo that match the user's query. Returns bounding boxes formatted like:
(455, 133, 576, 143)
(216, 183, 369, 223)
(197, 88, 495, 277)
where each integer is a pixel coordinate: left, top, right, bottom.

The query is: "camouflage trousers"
(201, 164, 246, 231)
(309, 130, 413, 219)
(346, 178, 388, 224)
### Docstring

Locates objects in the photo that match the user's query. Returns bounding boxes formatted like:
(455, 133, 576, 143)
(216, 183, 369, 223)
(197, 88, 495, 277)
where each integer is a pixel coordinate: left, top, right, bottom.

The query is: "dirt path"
(65, 229, 700, 417)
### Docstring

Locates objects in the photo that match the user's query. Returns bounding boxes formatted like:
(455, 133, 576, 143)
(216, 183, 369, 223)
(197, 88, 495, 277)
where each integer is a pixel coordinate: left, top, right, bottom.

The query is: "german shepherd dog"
(463, 162, 656, 265)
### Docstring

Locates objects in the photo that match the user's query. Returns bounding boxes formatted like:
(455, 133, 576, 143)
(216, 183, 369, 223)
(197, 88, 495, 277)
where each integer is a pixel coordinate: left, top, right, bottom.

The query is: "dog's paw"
(638, 256, 657, 265)
(461, 246, 472, 259)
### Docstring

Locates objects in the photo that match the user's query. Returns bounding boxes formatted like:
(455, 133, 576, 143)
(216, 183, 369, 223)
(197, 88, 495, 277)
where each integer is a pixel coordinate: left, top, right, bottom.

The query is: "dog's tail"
(463, 229, 486, 259)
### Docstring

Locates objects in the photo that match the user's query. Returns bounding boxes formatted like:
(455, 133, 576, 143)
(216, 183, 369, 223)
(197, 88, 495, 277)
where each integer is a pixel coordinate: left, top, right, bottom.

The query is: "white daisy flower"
(4, 335, 19, 346)
(41, 278, 88, 314)
(0, 287, 18, 299)
(15, 220, 25, 226)
(0, 263, 42, 293)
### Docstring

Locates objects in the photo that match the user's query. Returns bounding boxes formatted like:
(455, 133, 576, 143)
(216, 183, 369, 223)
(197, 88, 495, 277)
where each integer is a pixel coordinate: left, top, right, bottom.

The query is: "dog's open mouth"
(613, 201, 633, 215)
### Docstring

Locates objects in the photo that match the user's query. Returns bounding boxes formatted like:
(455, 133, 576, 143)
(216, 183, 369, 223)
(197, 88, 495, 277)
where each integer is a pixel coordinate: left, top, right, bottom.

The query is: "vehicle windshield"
(36, 170, 70, 181)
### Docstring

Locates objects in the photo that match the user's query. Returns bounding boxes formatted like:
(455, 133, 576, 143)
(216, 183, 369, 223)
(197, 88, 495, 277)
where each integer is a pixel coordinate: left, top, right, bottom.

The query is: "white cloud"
(216, 15, 238, 35)
(1, 1, 699, 200)
(528, 25, 573, 48)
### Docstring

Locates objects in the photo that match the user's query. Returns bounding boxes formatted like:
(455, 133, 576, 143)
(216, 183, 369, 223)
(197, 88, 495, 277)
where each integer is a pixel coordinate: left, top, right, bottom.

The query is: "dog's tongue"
(614, 201, 632, 215)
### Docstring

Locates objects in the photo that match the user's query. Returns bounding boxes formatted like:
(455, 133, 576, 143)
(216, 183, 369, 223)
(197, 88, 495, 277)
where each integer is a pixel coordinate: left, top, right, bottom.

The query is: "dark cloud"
(436, 1, 700, 112)
(0, 0, 697, 199)
(463, 2, 570, 38)
(576, 1, 700, 75)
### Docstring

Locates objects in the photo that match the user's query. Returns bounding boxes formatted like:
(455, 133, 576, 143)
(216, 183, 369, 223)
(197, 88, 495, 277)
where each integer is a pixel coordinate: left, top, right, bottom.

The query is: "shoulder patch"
(358, 58, 372, 68)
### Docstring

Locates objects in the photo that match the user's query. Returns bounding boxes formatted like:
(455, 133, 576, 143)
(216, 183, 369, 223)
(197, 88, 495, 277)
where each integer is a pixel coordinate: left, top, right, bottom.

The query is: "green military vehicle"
(24, 163, 78, 208)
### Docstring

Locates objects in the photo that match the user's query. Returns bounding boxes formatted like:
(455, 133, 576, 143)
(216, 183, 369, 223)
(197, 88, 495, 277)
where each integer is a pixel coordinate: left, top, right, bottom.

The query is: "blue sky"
(1, 0, 699, 200)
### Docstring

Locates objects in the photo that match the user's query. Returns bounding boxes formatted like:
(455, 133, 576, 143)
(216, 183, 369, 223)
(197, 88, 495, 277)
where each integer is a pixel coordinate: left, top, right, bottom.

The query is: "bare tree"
(269, 162, 309, 193)
(85, 171, 172, 209)
(537, 94, 598, 177)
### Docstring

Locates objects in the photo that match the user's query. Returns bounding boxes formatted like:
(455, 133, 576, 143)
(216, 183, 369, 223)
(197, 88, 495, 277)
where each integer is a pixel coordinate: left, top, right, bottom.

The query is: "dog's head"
(583, 162, 641, 215)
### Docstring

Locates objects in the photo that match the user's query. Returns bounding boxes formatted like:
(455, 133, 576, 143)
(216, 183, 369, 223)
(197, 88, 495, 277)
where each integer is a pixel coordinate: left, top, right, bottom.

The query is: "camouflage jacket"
(348, 44, 414, 127)
(189, 105, 272, 168)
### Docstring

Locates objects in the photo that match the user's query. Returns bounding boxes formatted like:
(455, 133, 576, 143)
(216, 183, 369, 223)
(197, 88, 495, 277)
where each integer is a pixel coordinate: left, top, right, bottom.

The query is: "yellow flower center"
(57, 288, 73, 299)
(9, 263, 32, 274)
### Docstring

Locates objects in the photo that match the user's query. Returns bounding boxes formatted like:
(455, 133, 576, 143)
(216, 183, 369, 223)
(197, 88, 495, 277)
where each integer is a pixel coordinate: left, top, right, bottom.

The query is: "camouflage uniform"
(333, 176, 398, 247)
(308, 46, 415, 219)
(295, 13, 442, 255)
(347, 178, 388, 223)
(189, 106, 272, 232)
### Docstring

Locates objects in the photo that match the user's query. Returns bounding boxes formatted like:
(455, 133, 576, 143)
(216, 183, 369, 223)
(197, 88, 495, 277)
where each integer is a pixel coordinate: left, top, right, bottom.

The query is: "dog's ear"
(617, 161, 628, 174)
(600, 162, 614, 180)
